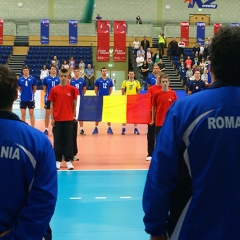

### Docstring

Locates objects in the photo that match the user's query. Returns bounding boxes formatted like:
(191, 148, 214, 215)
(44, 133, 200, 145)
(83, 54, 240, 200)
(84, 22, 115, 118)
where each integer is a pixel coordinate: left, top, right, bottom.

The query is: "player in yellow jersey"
(121, 70, 141, 135)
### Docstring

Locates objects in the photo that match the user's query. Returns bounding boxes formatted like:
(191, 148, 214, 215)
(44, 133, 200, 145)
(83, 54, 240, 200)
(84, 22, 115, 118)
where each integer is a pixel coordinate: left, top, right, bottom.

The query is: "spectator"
(193, 53, 199, 65)
(141, 60, 149, 82)
(199, 44, 205, 61)
(136, 15, 142, 24)
(204, 37, 212, 48)
(68, 56, 76, 68)
(199, 58, 207, 73)
(186, 67, 193, 80)
(141, 36, 150, 54)
(85, 64, 94, 89)
(40, 64, 49, 81)
(136, 53, 144, 70)
(79, 65, 85, 79)
(185, 56, 192, 69)
(178, 38, 185, 56)
(192, 42, 200, 57)
(69, 66, 75, 78)
(0, 64, 57, 240)
(137, 46, 145, 58)
(158, 59, 166, 72)
(179, 54, 185, 70)
(168, 37, 178, 56)
(153, 49, 162, 64)
(188, 70, 206, 94)
(147, 58, 154, 76)
(53, 56, 60, 68)
(201, 68, 209, 84)
(158, 32, 165, 56)
(132, 37, 140, 57)
(96, 13, 102, 31)
(146, 48, 152, 61)
(62, 60, 69, 69)
(78, 59, 85, 70)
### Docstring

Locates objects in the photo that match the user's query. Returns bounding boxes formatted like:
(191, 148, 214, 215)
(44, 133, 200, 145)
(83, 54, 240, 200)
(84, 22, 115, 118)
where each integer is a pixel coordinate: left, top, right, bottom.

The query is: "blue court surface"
(51, 170, 149, 240)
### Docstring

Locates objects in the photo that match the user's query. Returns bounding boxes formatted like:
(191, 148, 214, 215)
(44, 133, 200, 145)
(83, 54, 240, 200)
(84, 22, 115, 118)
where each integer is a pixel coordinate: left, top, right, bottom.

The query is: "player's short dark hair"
(59, 68, 68, 74)
(0, 64, 17, 110)
(210, 26, 240, 85)
(50, 65, 56, 70)
(74, 67, 79, 71)
(22, 66, 30, 70)
(129, 70, 135, 73)
(101, 67, 107, 72)
(159, 73, 169, 81)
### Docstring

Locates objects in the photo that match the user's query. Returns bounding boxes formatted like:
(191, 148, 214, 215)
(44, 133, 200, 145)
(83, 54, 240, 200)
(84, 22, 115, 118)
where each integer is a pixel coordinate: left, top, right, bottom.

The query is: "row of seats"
(0, 47, 12, 65)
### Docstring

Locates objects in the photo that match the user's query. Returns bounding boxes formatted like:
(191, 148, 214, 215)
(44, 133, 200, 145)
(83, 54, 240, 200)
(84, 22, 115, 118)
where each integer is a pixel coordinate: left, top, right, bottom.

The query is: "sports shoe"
(73, 155, 79, 161)
(121, 128, 126, 135)
(134, 128, 140, 135)
(56, 161, 61, 170)
(80, 129, 86, 135)
(92, 127, 98, 134)
(107, 127, 113, 135)
(66, 161, 74, 170)
(146, 156, 152, 161)
(43, 130, 48, 135)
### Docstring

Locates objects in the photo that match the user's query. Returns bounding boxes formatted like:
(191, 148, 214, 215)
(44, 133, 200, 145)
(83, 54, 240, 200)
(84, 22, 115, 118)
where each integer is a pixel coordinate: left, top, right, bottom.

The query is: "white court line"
(70, 197, 81, 200)
(120, 196, 132, 199)
(95, 197, 107, 199)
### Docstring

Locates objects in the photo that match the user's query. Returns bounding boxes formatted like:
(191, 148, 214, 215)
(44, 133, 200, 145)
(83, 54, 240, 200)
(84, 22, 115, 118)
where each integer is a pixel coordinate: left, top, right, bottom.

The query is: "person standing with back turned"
(0, 64, 57, 239)
(143, 26, 240, 240)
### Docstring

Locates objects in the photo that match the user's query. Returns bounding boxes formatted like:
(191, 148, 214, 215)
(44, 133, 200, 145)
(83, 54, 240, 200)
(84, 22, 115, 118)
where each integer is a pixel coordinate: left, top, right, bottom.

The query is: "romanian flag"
(77, 94, 151, 124)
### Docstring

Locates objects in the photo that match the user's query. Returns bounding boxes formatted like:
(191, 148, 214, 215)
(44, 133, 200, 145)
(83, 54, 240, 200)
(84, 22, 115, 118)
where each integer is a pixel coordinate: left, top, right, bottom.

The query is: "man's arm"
(32, 85, 37, 94)
(150, 106, 156, 125)
(4, 138, 57, 239)
(94, 86, 98, 95)
(109, 87, 113, 95)
(50, 102, 55, 126)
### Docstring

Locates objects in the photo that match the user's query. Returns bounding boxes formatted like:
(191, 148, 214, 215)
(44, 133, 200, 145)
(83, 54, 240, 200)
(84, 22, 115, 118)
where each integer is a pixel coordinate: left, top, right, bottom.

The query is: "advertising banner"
(180, 22, 189, 46)
(97, 20, 110, 61)
(114, 21, 126, 61)
(196, 22, 205, 46)
(40, 19, 49, 44)
(69, 20, 78, 44)
(0, 19, 3, 44)
(214, 23, 222, 35)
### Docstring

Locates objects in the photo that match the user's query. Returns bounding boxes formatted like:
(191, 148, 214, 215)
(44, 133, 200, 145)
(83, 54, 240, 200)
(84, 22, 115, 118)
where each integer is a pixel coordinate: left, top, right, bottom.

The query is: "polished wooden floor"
(34, 120, 150, 170)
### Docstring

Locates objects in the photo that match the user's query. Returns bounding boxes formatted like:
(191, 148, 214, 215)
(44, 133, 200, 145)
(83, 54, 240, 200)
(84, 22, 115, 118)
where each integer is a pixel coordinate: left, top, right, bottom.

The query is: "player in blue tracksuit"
(92, 67, 113, 135)
(17, 66, 37, 127)
(143, 26, 240, 240)
(42, 65, 60, 135)
(0, 64, 57, 239)
(146, 64, 160, 89)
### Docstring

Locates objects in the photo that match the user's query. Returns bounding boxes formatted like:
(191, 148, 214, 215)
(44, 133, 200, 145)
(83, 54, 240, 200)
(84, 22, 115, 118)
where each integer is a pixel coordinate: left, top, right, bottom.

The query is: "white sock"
(45, 128, 48, 131)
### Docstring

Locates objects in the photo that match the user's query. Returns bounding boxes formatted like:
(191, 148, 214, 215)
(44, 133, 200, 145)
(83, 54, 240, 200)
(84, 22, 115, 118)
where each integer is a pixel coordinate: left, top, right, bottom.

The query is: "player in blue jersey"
(42, 65, 60, 135)
(146, 64, 160, 89)
(92, 67, 114, 134)
(17, 66, 37, 127)
(143, 26, 240, 240)
(70, 67, 87, 137)
(0, 64, 57, 240)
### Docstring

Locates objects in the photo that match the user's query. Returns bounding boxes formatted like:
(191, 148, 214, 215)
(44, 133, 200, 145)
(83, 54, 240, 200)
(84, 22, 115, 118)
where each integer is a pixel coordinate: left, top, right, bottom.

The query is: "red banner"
(181, 22, 189, 46)
(214, 23, 222, 35)
(114, 21, 126, 62)
(97, 20, 110, 62)
(0, 19, 3, 44)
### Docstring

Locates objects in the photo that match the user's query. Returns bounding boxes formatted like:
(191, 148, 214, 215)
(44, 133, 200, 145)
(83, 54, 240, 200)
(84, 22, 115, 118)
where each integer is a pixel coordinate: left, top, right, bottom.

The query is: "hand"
(150, 120, 154, 125)
(51, 119, 55, 127)
(150, 234, 167, 240)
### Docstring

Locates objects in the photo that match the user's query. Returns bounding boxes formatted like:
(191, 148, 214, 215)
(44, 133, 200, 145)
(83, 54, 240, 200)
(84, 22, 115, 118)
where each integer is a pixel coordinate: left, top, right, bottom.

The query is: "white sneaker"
(146, 156, 152, 161)
(66, 161, 74, 170)
(56, 161, 61, 170)
(73, 155, 79, 161)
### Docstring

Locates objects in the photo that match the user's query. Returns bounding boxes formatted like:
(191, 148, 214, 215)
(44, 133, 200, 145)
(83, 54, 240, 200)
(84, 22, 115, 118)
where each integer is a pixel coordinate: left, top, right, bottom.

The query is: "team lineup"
(16, 64, 176, 169)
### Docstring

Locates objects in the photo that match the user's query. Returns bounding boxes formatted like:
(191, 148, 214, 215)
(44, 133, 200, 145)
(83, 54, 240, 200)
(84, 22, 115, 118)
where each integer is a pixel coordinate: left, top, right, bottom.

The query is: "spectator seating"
(0, 46, 13, 65)
(25, 46, 93, 86)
